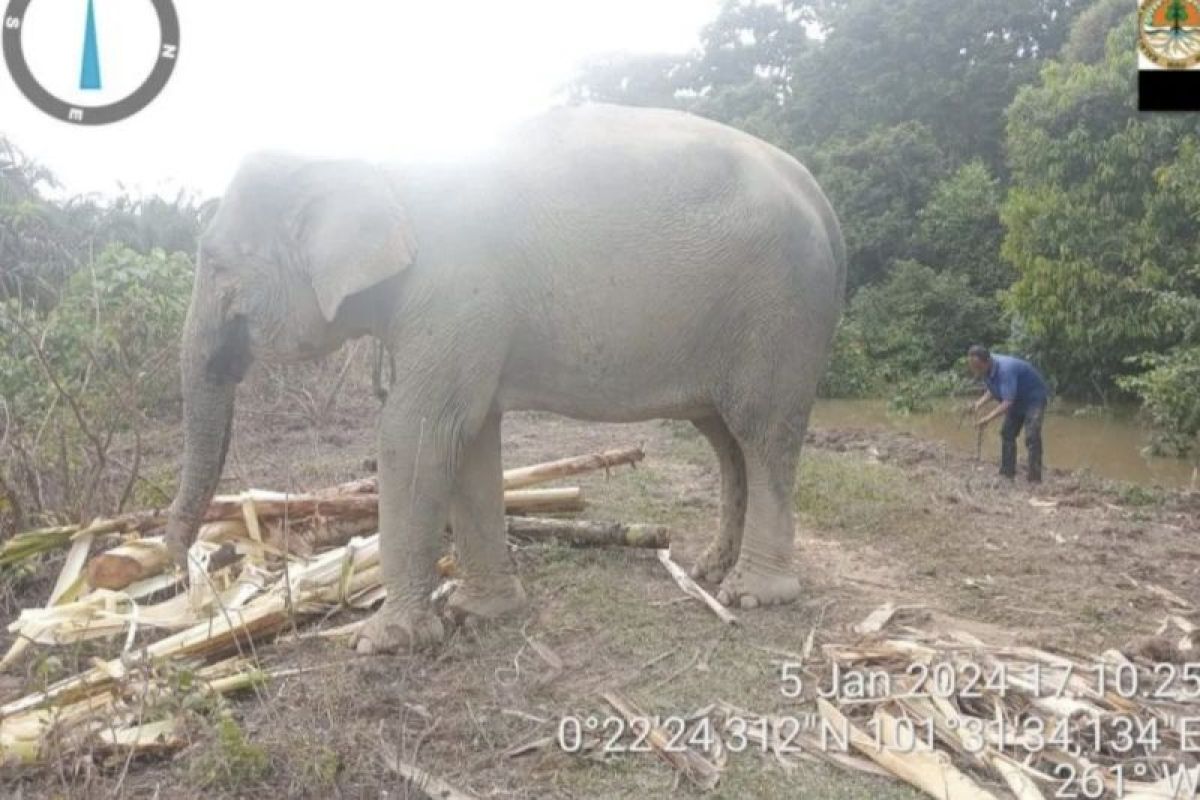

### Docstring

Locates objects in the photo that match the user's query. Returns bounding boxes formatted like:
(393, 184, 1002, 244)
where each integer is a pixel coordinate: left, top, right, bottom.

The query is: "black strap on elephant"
(372, 339, 393, 404)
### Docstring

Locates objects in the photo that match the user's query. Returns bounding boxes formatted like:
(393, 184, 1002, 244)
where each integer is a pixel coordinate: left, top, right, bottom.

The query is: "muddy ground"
(2, 362, 1198, 799)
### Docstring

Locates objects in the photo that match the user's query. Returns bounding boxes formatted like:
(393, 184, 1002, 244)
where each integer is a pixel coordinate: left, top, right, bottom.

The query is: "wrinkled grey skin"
(165, 104, 846, 654)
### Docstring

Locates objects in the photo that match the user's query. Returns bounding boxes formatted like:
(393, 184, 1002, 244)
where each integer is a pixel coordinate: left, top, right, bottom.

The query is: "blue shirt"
(984, 354, 1048, 413)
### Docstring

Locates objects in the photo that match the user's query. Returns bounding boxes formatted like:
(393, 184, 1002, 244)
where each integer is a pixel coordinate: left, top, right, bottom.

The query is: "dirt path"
(4, 391, 1198, 798)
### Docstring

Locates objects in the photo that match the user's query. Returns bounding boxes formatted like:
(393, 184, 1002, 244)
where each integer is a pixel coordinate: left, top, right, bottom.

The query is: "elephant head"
(164, 154, 418, 563)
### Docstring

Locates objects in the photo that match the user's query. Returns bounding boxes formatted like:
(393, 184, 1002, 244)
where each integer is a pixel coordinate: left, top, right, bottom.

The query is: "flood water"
(810, 398, 1198, 490)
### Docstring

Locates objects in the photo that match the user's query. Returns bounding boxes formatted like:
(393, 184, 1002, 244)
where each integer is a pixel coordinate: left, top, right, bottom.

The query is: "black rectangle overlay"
(1139, 70, 1200, 112)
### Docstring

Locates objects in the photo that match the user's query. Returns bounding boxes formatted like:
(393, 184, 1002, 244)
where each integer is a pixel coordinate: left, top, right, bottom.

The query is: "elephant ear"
(291, 161, 418, 323)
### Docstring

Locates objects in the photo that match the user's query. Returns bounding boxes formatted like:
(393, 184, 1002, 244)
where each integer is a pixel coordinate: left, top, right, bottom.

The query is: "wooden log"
(204, 493, 380, 523)
(260, 515, 379, 558)
(86, 539, 171, 590)
(502, 487, 585, 515)
(83, 520, 246, 592)
(2, 444, 626, 566)
(502, 446, 645, 490)
(195, 519, 251, 545)
(505, 517, 669, 548)
(77, 489, 584, 595)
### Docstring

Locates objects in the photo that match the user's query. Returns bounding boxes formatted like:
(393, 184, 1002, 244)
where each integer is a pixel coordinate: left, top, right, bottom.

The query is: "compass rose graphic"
(3, 0, 180, 125)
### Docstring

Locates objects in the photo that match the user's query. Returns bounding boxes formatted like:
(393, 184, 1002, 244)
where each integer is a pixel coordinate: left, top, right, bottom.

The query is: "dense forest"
(1, 0, 1197, 537)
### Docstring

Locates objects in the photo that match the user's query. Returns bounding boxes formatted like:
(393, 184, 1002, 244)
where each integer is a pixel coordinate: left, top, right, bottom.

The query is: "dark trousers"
(1000, 402, 1044, 482)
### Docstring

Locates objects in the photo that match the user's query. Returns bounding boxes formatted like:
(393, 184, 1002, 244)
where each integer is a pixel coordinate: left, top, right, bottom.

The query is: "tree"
(566, 52, 690, 108)
(915, 160, 1008, 295)
(787, 0, 1084, 169)
(1002, 14, 1200, 396)
(568, 0, 811, 140)
(1060, 0, 1130, 64)
(821, 259, 1002, 397)
(0, 134, 207, 534)
(802, 122, 948, 289)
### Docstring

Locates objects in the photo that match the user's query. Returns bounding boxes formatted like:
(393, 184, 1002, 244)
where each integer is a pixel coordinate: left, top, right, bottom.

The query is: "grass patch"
(1116, 483, 1161, 507)
(187, 714, 271, 791)
(795, 451, 909, 534)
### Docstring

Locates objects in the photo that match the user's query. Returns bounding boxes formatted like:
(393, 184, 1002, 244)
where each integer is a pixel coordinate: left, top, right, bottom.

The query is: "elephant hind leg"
(446, 412, 528, 621)
(689, 415, 747, 584)
(715, 408, 808, 609)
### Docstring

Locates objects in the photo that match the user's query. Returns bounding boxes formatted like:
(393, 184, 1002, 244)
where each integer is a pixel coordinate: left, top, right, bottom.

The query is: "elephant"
(164, 103, 846, 654)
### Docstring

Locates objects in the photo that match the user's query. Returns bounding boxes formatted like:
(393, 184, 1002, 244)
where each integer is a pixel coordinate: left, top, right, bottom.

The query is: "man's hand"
(976, 399, 1013, 429)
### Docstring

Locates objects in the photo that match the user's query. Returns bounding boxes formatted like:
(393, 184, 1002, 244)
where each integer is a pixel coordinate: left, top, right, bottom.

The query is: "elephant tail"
(825, 211, 847, 311)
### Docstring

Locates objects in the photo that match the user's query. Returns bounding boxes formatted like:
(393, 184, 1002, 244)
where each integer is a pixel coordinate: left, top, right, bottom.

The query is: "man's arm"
(976, 399, 1012, 427)
(977, 370, 1017, 427)
(972, 390, 992, 413)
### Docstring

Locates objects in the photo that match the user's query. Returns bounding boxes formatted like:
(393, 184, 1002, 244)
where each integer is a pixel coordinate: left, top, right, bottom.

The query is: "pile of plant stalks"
(0, 446, 653, 767)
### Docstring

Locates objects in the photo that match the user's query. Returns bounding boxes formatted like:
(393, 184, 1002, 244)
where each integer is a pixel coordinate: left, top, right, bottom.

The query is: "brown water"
(810, 398, 1198, 490)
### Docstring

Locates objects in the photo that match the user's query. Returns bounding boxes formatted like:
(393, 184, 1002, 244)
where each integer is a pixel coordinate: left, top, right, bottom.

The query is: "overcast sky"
(1, 0, 718, 198)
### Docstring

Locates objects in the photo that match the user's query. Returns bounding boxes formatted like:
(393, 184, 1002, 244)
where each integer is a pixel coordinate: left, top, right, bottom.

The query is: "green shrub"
(0, 244, 193, 529)
(887, 371, 965, 415)
(821, 260, 1003, 399)
(188, 714, 272, 790)
(819, 318, 882, 398)
(1118, 345, 1200, 459)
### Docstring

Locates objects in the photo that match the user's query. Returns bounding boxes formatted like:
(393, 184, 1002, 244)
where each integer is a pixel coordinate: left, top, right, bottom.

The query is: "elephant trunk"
(165, 265, 251, 565)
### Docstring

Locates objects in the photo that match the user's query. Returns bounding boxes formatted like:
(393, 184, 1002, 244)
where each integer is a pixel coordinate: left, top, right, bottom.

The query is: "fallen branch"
(655, 549, 738, 626)
(601, 689, 721, 791)
(506, 517, 669, 548)
(381, 750, 479, 800)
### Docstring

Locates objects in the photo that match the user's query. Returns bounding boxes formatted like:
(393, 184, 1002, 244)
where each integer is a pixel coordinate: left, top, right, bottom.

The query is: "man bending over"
(967, 345, 1049, 483)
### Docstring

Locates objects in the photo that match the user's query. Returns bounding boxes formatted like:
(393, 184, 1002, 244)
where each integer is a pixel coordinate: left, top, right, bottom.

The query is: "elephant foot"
(689, 542, 738, 584)
(353, 603, 444, 655)
(716, 564, 801, 609)
(446, 576, 528, 622)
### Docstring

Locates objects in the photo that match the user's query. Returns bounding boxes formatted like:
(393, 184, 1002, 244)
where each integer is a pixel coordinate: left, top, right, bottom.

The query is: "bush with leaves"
(1119, 346, 1200, 461)
(915, 160, 1009, 296)
(800, 123, 948, 290)
(821, 260, 997, 400)
(0, 245, 192, 531)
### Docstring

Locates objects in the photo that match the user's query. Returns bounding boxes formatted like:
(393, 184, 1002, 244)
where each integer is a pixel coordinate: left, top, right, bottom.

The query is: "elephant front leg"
(446, 413, 528, 621)
(354, 403, 453, 655)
